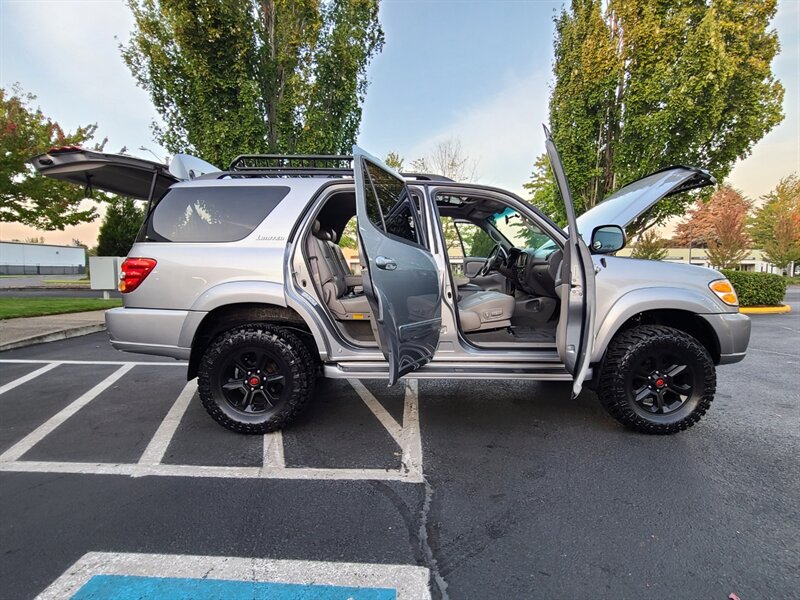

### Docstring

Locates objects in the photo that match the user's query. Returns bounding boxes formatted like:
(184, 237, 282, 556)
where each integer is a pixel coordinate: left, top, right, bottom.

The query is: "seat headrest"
(312, 220, 321, 235)
(329, 229, 338, 244)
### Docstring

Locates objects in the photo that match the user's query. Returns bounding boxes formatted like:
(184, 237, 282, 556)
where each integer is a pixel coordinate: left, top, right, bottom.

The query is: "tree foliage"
(1, 86, 101, 230)
(121, 0, 384, 168)
(750, 174, 800, 272)
(96, 197, 145, 257)
(630, 229, 668, 261)
(674, 185, 751, 249)
(383, 151, 404, 171)
(526, 0, 784, 232)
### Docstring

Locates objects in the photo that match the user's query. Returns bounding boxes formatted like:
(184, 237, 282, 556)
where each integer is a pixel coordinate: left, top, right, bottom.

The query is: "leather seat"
(458, 291, 515, 332)
(306, 221, 370, 320)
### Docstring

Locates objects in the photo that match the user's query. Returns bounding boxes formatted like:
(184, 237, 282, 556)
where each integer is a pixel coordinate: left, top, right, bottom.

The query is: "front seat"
(458, 291, 515, 332)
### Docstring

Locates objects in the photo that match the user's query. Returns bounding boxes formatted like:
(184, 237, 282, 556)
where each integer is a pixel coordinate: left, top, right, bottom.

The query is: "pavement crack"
(369, 480, 449, 600)
(419, 477, 449, 600)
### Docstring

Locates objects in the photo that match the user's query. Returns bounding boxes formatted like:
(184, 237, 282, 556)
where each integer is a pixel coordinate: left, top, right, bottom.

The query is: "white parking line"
(137, 379, 198, 467)
(401, 379, 424, 478)
(36, 552, 431, 599)
(0, 364, 134, 462)
(262, 431, 286, 469)
(348, 379, 404, 442)
(349, 379, 424, 479)
(0, 460, 423, 482)
(0, 362, 61, 396)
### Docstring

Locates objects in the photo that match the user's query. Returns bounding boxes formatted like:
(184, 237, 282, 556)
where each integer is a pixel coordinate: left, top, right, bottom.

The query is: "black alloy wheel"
(598, 325, 716, 434)
(198, 324, 315, 434)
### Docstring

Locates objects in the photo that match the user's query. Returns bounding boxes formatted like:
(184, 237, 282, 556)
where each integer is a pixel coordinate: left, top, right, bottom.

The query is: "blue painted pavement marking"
(71, 574, 396, 600)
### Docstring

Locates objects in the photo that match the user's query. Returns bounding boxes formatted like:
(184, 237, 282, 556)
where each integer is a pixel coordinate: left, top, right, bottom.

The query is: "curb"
(739, 304, 792, 315)
(0, 324, 106, 352)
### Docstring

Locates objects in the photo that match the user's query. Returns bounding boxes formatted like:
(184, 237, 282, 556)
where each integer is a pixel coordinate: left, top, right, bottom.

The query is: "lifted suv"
(32, 133, 750, 435)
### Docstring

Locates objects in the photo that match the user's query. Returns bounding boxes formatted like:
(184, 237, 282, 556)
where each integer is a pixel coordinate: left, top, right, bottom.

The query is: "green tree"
(1, 86, 100, 230)
(121, 0, 384, 168)
(527, 0, 784, 233)
(384, 152, 404, 171)
(630, 230, 668, 261)
(750, 175, 800, 272)
(96, 197, 145, 257)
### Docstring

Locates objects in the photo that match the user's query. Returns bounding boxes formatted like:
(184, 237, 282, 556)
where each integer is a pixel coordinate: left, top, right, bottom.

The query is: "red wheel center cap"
(656, 378, 666, 388)
(248, 376, 261, 387)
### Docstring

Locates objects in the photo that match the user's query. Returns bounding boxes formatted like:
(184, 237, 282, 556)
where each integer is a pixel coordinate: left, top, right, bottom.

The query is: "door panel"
(544, 127, 596, 397)
(353, 147, 442, 386)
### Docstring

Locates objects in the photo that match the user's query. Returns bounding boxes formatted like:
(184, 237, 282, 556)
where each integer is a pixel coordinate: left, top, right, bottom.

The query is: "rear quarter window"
(140, 186, 289, 243)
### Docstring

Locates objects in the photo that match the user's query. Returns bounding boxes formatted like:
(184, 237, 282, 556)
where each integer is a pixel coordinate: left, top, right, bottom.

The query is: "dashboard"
(506, 245, 561, 298)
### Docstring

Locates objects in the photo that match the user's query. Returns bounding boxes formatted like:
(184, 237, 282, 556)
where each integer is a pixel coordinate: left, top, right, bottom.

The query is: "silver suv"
(32, 132, 750, 435)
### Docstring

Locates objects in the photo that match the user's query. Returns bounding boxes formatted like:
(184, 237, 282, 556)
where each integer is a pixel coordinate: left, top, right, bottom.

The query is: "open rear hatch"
(29, 147, 179, 201)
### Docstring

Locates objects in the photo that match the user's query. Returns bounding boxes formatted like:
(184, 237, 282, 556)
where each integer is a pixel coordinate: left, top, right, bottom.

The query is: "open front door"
(544, 128, 596, 397)
(353, 147, 442, 385)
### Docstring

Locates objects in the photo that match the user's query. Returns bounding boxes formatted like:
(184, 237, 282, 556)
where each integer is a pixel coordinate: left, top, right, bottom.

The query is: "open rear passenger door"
(353, 146, 442, 386)
(544, 127, 596, 397)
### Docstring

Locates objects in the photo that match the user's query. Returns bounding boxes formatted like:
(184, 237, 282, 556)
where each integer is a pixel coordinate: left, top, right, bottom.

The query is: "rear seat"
(306, 221, 371, 321)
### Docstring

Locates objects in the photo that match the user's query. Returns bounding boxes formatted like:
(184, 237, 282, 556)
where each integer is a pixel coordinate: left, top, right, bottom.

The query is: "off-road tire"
(598, 325, 716, 435)
(198, 324, 315, 434)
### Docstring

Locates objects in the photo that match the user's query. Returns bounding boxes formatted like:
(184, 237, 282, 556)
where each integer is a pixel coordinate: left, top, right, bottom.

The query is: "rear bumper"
(700, 311, 751, 365)
(105, 307, 191, 360)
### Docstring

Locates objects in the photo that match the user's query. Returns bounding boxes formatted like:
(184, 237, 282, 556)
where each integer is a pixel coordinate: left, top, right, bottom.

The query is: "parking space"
(1, 301, 799, 599)
(0, 341, 422, 482)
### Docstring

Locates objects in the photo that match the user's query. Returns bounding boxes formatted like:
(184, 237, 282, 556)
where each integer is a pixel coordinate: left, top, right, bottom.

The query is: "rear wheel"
(198, 324, 315, 434)
(597, 325, 715, 434)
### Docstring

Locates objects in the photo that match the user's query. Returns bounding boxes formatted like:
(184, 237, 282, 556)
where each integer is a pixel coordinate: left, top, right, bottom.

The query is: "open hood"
(30, 148, 179, 201)
(575, 167, 715, 236)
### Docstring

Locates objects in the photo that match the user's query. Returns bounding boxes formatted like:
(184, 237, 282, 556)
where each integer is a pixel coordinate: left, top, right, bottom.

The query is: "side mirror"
(590, 225, 626, 254)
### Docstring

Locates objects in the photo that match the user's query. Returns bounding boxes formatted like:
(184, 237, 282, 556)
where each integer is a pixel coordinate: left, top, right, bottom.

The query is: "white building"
(0, 241, 86, 275)
(617, 247, 795, 275)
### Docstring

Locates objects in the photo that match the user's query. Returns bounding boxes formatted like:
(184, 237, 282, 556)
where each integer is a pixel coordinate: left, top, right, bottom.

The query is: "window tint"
(142, 186, 289, 243)
(363, 161, 421, 245)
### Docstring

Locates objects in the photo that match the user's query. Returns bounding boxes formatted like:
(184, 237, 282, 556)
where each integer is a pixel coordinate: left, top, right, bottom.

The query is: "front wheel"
(198, 324, 315, 434)
(597, 325, 716, 435)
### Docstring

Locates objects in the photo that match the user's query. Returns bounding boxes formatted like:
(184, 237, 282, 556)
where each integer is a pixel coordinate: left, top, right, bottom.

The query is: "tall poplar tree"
(527, 0, 784, 233)
(121, 0, 384, 167)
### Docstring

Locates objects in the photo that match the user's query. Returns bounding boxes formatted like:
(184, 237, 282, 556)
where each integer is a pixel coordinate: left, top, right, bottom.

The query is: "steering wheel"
(478, 243, 508, 277)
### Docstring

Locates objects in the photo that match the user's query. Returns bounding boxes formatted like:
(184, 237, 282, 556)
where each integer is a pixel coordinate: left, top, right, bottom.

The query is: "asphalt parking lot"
(1, 290, 798, 599)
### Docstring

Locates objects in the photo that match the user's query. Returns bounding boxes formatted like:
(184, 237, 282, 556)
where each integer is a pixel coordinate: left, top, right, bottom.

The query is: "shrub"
(721, 269, 788, 306)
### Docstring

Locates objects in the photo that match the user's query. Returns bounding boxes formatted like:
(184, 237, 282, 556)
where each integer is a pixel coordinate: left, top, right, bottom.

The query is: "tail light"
(709, 279, 738, 306)
(119, 258, 156, 293)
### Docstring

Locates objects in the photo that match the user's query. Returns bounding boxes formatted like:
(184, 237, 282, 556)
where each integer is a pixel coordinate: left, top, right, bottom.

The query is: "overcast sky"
(1, 0, 797, 245)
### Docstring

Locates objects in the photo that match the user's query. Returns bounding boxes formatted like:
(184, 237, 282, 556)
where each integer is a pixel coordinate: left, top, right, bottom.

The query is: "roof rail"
(225, 153, 454, 182)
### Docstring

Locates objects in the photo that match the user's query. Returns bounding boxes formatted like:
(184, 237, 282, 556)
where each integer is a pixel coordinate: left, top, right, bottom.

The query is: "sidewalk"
(0, 310, 107, 352)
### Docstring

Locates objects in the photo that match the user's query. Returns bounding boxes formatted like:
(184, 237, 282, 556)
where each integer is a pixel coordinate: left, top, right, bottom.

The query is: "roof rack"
(229, 154, 353, 172)
(225, 154, 454, 182)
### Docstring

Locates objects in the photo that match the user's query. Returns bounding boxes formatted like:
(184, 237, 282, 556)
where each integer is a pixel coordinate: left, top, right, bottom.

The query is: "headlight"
(709, 279, 738, 306)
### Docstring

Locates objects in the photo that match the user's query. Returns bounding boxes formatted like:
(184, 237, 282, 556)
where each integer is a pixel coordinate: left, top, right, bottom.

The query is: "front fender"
(592, 286, 731, 363)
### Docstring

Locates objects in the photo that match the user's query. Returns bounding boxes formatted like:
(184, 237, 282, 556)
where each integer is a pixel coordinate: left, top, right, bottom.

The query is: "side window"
(142, 186, 289, 243)
(362, 161, 422, 246)
(454, 221, 495, 257)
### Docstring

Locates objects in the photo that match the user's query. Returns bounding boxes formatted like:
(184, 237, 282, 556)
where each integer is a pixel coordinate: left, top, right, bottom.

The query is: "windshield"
(488, 207, 551, 250)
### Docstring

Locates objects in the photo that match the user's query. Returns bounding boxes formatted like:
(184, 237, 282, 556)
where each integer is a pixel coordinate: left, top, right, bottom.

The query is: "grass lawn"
(42, 279, 91, 285)
(0, 298, 122, 320)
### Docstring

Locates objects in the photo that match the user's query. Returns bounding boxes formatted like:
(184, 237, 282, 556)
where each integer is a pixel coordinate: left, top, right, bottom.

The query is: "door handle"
(375, 256, 397, 271)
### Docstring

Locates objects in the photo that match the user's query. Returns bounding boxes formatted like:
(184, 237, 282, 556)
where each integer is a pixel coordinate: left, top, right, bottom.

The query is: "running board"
(324, 361, 585, 381)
